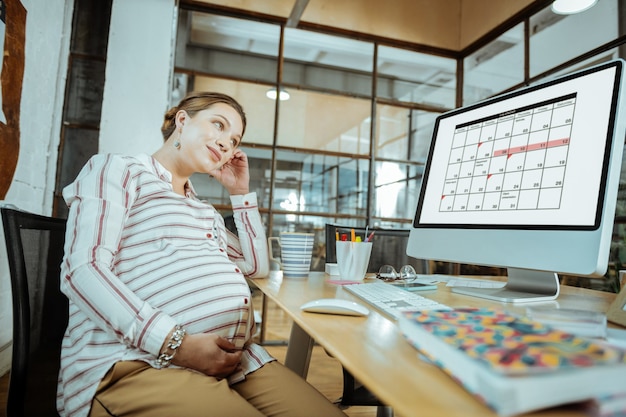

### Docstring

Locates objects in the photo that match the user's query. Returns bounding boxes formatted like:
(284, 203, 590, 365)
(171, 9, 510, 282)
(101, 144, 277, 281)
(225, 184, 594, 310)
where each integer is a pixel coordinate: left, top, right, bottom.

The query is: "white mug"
(268, 232, 315, 278)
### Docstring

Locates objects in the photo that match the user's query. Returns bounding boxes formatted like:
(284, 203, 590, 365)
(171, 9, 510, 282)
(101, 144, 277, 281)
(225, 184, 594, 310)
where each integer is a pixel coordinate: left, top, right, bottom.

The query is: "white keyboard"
(344, 282, 451, 319)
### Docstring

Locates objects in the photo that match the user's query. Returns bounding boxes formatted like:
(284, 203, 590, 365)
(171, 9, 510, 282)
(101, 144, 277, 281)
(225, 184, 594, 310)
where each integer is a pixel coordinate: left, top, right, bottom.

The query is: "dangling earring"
(173, 127, 182, 149)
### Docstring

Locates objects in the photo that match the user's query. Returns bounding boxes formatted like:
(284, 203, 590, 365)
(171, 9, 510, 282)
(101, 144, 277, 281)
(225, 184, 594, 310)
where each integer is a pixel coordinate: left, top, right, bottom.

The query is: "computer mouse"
(300, 298, 369, 316)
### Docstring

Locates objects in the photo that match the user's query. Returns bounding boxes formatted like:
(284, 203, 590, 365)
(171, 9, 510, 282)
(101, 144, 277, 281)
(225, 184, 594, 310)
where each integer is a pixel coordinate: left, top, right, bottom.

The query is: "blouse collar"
(137, 153, 197, 198)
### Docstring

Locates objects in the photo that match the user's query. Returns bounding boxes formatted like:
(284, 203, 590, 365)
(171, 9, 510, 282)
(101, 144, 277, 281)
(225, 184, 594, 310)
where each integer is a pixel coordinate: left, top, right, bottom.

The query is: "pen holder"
(336, 241, 373, 281)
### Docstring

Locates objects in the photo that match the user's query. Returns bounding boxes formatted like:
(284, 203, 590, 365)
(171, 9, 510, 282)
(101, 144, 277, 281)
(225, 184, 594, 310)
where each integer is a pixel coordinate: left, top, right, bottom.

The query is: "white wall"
(0, 0, 74, 376)
(0, 0, 177, 376)
(99, 0, 177, 155)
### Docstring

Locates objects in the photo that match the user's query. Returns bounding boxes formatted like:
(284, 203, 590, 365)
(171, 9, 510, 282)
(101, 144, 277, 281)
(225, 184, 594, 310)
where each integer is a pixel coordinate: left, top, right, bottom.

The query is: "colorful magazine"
(399, 308, 626, 416)
(404, 308, 626, 375)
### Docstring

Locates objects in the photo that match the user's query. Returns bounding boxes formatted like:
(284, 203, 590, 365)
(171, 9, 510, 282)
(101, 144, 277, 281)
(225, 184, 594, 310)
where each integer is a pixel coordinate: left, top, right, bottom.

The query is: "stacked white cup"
(268, 232, 315, 278)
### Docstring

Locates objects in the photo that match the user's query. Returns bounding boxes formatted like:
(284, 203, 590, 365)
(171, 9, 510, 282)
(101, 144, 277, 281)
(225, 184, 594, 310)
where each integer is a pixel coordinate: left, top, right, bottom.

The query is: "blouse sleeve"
(227, 193, 269, 278)
(60, 154, 176, 357)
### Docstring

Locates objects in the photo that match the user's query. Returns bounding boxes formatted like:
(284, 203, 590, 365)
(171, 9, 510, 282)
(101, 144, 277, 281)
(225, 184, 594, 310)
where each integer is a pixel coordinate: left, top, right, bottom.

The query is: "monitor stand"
(451, 267, 560, 303)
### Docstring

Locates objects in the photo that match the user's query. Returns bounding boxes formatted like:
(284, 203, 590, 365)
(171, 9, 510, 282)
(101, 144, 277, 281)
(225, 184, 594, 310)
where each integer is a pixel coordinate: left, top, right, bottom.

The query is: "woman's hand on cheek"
(209, 149, 250, 195)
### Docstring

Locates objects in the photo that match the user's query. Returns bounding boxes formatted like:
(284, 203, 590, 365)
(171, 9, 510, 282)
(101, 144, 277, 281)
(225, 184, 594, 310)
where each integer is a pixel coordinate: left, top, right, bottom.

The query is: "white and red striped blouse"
(57, 153, 272, 417)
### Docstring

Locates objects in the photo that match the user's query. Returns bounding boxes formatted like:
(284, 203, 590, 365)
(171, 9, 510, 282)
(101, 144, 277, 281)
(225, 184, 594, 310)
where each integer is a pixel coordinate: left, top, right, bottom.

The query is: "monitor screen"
(407, 59, 626, 302)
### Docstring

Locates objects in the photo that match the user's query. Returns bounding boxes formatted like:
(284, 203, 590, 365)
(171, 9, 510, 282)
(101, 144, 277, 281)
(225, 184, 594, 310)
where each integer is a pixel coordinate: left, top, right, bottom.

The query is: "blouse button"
(244, 297, 249, 304)
(219, 248, 225, 253)
(244, 201, 250, 206)
(235, 267, 241, 273)
(206, 233, 212, 238)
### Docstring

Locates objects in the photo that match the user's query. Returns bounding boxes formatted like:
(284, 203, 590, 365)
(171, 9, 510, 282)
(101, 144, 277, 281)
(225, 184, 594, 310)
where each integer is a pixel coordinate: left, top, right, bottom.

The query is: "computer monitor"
(407, 59, 626, 303)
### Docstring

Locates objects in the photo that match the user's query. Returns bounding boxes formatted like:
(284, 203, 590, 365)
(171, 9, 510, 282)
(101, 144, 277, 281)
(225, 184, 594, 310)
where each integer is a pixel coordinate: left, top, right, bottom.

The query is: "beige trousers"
(88, 360, 348, 417)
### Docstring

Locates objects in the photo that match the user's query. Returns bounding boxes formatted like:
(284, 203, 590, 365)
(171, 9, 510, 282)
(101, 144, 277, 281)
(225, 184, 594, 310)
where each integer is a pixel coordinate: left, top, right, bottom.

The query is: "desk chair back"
(325, 224, 427, 274)
(1, 208, 68, 417)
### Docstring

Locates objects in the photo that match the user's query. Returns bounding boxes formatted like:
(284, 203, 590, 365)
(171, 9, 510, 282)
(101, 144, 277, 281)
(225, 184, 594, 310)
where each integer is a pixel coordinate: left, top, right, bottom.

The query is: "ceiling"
(185, 0, 542, 51)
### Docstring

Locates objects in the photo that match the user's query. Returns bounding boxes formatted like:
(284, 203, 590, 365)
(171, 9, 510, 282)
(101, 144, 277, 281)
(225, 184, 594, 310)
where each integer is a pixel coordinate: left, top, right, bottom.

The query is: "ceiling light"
(551, 0, 598, 14)
(266, 88, 290, 101)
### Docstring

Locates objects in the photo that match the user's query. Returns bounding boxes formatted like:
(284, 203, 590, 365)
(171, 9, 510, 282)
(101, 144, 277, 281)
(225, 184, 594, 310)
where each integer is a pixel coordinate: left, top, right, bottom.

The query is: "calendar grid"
(440, 93, 576, 213)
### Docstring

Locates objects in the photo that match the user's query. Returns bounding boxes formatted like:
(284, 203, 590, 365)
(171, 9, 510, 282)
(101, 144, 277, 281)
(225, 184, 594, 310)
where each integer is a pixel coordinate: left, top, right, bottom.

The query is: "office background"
(0, 0, 624, 375)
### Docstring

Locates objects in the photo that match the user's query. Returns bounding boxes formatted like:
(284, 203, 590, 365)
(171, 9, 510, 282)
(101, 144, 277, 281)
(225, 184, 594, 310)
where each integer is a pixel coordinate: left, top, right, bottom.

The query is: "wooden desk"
(250, 271, 619, 417)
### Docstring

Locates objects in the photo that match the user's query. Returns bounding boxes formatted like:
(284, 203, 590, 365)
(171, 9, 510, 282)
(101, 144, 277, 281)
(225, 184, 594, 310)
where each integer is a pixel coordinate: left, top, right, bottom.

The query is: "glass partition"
(547, 48, 621, 79)
(377, 46, 456, 109)
(375, 104, 438, 163)
(276, 89, 371, 153)
(283, 28, 373, 97)
(272, 149, 369, 217)
(463, 23, 524, 105)
(372, 160, 422, 222)
(178, 12, 280, 83)
(530, 0, 619, 78)
(373, 104, 434, 224)
(410, 109, 439, 163)
(376, 105, 413, 160)
(193, 76, 276, 146)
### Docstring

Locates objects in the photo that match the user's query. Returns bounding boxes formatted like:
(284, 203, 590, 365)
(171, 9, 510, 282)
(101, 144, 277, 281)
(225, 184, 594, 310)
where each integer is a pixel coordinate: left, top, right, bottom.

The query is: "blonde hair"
(161, 91, 247, 141)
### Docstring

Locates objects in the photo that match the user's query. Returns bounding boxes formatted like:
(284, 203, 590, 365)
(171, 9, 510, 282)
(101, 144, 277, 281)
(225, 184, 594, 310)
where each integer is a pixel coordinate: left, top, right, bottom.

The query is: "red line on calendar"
(440, 94, 576, 212)
(494, 137, 571, 157)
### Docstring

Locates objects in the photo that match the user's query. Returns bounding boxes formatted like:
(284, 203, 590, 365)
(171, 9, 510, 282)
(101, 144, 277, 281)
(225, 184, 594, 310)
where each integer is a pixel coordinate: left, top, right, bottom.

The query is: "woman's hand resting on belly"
(170, 332, 243, 378)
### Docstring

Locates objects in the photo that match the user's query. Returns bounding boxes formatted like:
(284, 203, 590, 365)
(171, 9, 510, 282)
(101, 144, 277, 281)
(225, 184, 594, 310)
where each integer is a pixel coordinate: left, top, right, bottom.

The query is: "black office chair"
(1, 207, 68, 417)
(325, 223, 429, 417)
